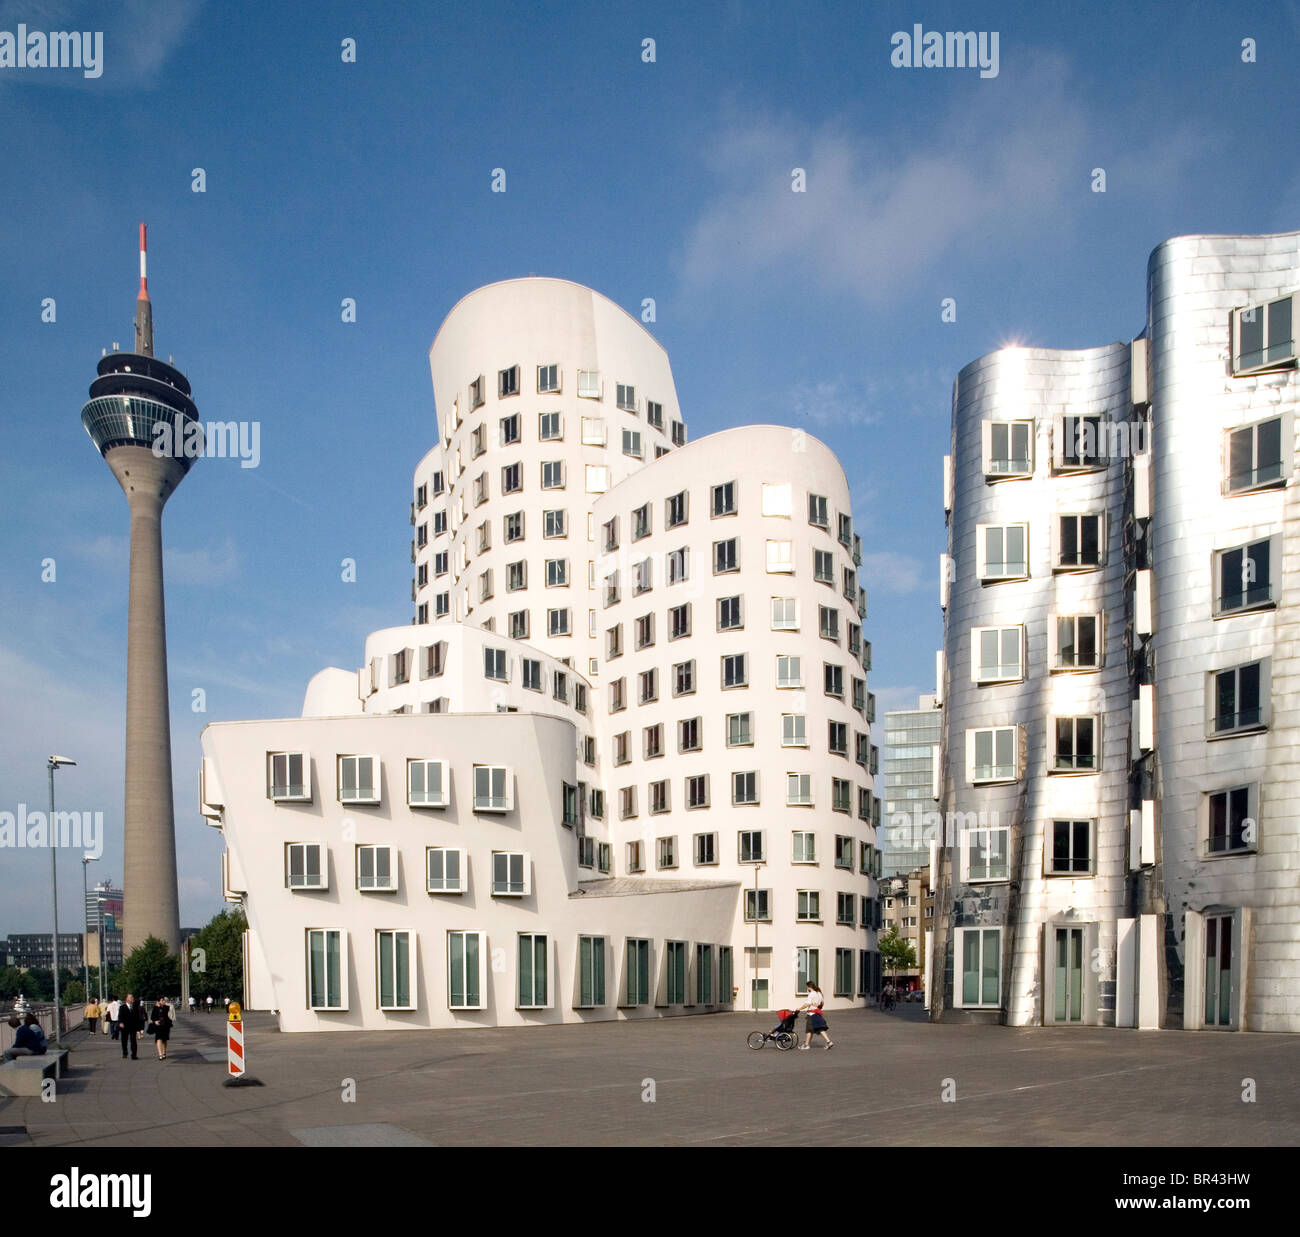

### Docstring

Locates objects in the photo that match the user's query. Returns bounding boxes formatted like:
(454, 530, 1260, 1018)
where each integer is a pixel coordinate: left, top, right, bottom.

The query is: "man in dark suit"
(118, 993, 142, 1060)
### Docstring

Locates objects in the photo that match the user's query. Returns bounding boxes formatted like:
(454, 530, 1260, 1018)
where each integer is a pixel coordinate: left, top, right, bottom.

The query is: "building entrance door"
(1204, 914, 1234, 1028)
(745, 947, 771, 1011)
(1052, 927, 1084, 1023)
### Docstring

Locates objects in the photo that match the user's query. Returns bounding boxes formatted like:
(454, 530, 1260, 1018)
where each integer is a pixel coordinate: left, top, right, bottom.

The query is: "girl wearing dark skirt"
(149, 999, 172, 1060)
(799, 982, 834, 1050)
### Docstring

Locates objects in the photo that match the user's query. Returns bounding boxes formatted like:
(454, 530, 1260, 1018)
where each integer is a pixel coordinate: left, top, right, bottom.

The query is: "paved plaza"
(4, 1007, 1298, 1146)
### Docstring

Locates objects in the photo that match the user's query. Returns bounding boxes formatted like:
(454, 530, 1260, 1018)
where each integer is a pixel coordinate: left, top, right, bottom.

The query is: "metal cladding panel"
(1147, 232, 1300, 1029)
(941, 342, 1132, 1025)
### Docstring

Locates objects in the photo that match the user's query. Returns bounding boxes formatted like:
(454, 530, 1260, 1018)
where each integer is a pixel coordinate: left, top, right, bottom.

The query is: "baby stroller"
(747, 1008, 799, 1051)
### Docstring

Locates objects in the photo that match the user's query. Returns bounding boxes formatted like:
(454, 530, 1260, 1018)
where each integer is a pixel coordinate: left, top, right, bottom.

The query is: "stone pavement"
(3, 1005, 1298, 1146)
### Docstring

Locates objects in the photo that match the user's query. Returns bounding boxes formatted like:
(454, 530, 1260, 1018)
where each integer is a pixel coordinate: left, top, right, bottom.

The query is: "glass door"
(1053, 927, 1084, 1023)
(1204, 915, 1234, 1028)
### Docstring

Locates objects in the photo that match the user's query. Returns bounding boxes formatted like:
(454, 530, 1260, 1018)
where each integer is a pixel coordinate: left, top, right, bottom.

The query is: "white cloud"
(70, 533, 240, 584)
(677, 57, 1204, 304)
(861, 550, 926, 594)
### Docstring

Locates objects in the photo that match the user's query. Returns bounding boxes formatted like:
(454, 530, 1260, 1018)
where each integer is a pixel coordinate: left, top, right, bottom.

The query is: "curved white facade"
(202, 279, 879, 1030)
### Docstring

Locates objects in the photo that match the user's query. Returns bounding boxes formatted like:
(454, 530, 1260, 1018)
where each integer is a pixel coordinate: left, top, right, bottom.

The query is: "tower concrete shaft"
(109, 446, 184, 953)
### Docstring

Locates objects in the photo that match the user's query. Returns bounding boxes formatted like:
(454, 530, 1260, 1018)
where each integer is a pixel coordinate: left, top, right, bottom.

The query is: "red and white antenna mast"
(134, 222, 154, 356)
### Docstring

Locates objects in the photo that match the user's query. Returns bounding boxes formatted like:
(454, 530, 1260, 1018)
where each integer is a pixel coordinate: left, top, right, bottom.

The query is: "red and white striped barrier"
(227, 1018, 244, 1077)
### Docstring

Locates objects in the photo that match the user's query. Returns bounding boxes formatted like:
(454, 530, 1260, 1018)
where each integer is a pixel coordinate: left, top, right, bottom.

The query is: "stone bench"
(0, 1050, 70, 1096)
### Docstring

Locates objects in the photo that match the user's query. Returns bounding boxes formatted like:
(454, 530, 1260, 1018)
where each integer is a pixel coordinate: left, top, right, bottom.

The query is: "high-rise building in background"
(201, 278, 882, 1030)
(932, 229, 1300, 1033)
(81, 227, 197, 954)
(881, 694, 941, 877)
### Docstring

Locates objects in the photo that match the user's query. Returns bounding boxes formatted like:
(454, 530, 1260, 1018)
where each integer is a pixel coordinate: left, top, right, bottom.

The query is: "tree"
(187, 908, 246, 1003)
(878, 928, 918, 980)
(63, 979, 86, 1004)
(119, 936, 180, 1001)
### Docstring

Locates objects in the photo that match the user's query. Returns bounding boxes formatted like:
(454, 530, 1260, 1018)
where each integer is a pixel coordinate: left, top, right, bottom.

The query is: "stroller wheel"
(775, 1031, 797, 1051)
(746, 1031, 767, 1050)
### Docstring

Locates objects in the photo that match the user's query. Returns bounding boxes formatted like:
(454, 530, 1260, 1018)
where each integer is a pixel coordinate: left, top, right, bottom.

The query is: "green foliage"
(119, 936, 180, 1001)
(186, 908, 246, 1002)
(63, 979, 86, 1004)
(878, 927, 918, 976)
(0, 966, 42, 1001)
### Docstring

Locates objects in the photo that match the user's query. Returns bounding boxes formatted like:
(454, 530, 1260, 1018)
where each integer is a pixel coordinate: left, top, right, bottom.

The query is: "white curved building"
(202, 279, 879, 1030)
(932, 230, 1300, 1032)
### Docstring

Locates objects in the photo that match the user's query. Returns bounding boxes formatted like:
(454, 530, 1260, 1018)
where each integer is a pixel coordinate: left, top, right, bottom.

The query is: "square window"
(1208, 661, 1266, 736)
(539, 411, 562, 441)
(337, 755, 379, 804)
(1047, 819, 1094, 875)
(1225, 416, 1287, 494)
(721, 653, 747, 688)
(356, 844, 396, 892)
(491, 850, 528, 895)
(965, 827, 1010, 881)
(286, 842, 325, 889)
(1051, 716, 1098, 772)
(732, 771, 758, 805)
(673, 659, 696, 696)
(983, 419, 1034, 478)
(1056, 514, 1104, 570)
(1233, 296, 1294, 374)
(1215, 537, 1276, 614)
(973, 626, 1024, 683)
(771, 597, 798, 630)
(977, 524, 1029, 580)
(969, 726, 1019, 783)
(1207, 785, 1255, 855)
(426, 846, 463, 892)
(761, 483, 792, 517)
(537, 363, 560, 393)
(711, 482, 736, 517)
(726, 712, 753, 746)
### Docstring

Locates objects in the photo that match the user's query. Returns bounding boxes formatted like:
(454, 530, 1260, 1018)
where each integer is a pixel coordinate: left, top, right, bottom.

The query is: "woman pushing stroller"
(797, 981, 834, 1049)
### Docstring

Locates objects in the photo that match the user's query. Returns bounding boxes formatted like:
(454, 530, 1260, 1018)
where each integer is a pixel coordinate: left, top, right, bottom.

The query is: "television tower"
(80, 225, 201, 953)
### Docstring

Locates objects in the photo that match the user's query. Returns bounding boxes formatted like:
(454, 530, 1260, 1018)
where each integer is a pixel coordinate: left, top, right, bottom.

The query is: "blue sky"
(1, 0, 1297, 934)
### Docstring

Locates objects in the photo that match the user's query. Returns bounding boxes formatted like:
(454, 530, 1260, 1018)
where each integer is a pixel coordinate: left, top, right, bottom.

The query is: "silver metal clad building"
(933, 229, 1300, 1032)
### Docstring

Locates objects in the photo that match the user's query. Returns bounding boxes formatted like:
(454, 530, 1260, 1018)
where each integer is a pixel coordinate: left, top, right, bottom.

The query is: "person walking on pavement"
(106, 994, 121, 1040)
(798, 981, 834, 1050)
(205, 995, 213, 1014)
(149, 998, 172, 1060)
(84, 999, 101, 1035)
(188, 994, 196, 1016)
(118, 993, 142, 1060)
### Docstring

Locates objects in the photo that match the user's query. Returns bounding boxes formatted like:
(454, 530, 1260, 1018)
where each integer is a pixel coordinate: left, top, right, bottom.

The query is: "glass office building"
(882, 695, 941, 877)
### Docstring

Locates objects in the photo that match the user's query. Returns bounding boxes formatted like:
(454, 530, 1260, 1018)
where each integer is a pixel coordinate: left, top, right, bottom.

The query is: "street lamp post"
(47, 755, 76, 1046)
(81, 854, 96, 1012)
(96, 895, 106, 1006)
